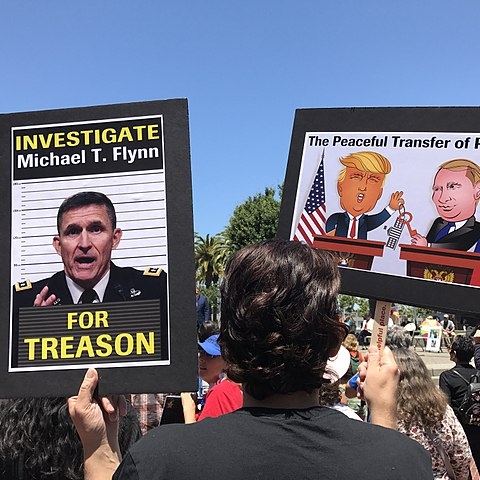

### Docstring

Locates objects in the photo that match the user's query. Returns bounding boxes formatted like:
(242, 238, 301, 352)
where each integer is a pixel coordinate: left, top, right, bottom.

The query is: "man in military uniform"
(14, 191, 167, 307)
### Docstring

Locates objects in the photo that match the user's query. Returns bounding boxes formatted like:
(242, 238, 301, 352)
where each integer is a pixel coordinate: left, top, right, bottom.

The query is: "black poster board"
(0, 99, 197, 397)
(279, 107, 480, 315)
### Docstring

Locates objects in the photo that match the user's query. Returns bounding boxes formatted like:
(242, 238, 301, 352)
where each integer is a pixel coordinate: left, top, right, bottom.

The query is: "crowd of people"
(2, 238, 480, 479)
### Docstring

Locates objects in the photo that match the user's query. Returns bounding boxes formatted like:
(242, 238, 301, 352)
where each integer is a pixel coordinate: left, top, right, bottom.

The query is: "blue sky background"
(2, 1, 480, 237)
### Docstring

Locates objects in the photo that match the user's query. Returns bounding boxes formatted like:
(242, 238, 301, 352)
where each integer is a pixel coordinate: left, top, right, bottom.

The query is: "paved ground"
(414, 349, 452, 382)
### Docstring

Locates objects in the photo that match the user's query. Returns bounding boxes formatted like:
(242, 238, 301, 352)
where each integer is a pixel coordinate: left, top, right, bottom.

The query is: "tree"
(194, 233, 229, 288)
(338, 295, 369, 317)
(224, 187, 281, 251)
(194, 233, 230, 323)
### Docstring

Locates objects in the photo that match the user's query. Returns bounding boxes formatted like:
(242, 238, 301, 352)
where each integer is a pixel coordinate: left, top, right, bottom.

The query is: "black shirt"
(113, 406, 432, 480)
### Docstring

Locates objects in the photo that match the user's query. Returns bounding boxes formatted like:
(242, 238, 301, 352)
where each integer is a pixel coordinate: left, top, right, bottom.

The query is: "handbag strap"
(452, 369, 469, 384)
(452, 368, 480, 384)
(425, 428, 457, 480)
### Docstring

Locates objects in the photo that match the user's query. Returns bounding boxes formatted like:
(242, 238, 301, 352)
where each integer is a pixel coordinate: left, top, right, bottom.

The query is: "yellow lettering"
(39, 133, 53, 149)
(80, 130, 93, 145)
(66, 130, 80, 147)
(95, 334, 113, 357)
(102, 128, 116, 144)
(75, 335, 95, 358)
(53, 132, 66, 148)
(132, 125, 146, 140)
(67, 312, 78, 329)
(24, 338, 40, 360)
(117, 127, 134, 142)
(42, 337, 59, 359)
(60, 336, 75, 358)
(137, 332, 155, 354)
(115, 333, 134, 356)
(148, 124, 160, 140)
(78, 311, 94, 329)
(22, 331, 156, 361)
(95, 311, 109, 327)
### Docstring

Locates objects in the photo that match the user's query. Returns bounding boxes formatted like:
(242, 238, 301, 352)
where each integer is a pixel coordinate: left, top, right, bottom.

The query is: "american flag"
(293, 151, 326, 245)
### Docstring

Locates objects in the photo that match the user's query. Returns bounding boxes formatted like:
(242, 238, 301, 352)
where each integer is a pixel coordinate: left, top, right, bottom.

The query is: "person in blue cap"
(181, 333, 242, 423)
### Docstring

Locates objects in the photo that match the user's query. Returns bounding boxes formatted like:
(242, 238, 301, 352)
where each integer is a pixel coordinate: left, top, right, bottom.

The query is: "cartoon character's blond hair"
(337, 151, 392, 187)
(438, 158, 480, 188)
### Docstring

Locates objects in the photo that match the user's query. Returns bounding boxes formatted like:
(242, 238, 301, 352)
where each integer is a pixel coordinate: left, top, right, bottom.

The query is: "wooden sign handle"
(370, 300, 391, 350)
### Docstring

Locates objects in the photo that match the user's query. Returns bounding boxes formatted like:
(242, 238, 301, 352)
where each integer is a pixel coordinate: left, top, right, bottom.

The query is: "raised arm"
(68, 368, 125, 480)
(359, 346, 399, 429)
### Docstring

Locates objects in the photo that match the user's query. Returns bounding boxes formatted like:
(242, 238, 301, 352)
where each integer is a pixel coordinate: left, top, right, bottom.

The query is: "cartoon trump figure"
(326, 151, 404, 239)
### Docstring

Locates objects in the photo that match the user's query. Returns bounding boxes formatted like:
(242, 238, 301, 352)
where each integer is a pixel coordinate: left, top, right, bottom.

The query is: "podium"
(313, 235, 385, 271)
(399, 244, 480, 286)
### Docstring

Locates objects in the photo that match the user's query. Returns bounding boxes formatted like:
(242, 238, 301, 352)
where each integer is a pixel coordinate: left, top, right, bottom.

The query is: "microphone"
(113, 284, 128, 301)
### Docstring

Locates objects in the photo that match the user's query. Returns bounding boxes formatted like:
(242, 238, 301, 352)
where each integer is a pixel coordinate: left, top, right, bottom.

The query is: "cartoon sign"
(279, 108, 480, 314)
(0, 99, 197, 397)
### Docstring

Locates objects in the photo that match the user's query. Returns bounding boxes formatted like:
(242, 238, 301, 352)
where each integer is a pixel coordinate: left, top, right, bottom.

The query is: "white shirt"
(346, 205, 395, 239)
(66, 270, 110, 304)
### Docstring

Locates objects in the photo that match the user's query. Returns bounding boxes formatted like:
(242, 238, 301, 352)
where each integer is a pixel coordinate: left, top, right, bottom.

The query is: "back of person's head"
(390, 348, 447, 429)
(0, 397, 83, 479)
(318, 380, 342, 407)
(197, 321, 220, 343)
(219, 239, 345, 400)
(386, 326, 412, 349)
(343, 333, 359, 352)
(451, 335, 474, 363)
(0, 396, 141, 480)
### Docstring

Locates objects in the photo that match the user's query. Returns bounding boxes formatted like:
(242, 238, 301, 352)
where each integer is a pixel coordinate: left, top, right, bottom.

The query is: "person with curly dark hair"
(440, 334, 480, 471)
(0, 396, 141, 480)
(69, 240, 432, 480)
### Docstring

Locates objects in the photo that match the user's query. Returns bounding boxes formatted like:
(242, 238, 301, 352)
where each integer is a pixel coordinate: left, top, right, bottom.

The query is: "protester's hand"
(33, 286, 57, 306)
(68, 368, 124, 479)
(411, 233, 428, 246)
(181, 392, 197, 424)
(358, 346, 399, 429)
(389, 191, 404, 210)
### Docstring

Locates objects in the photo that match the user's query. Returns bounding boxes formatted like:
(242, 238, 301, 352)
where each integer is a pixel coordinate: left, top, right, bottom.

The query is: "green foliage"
(194, 233, 229, 288)
(224, 187, 281, 252)
(199, 282, 221, 323)
(338, 295, 369, 316)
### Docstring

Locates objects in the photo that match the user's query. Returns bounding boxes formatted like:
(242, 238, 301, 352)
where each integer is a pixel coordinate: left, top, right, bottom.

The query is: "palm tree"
(194, 233, 229, 287)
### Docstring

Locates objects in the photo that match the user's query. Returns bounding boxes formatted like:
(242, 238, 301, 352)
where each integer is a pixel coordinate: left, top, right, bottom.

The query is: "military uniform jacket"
(13, 262, 167, 306)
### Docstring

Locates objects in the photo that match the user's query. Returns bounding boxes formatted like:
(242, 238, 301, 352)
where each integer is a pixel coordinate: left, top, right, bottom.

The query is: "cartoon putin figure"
(326, 151, 404, 239)
(411, 158, 480, 251)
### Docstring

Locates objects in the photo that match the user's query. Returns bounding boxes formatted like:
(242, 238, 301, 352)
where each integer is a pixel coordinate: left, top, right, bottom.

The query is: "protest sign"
(279, 107, 480, 314)
(0, 99, 197, 396)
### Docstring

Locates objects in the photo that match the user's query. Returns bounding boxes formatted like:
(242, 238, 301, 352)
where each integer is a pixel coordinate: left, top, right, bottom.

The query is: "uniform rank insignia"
(15, 280, 32, 292)
(143, 267, 163, 277)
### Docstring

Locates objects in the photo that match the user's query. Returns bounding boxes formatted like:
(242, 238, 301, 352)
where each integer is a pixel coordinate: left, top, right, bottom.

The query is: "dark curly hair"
(0, 396, 141, 480)
(219, 239, 344, 400)
(451, 335, 475, 363)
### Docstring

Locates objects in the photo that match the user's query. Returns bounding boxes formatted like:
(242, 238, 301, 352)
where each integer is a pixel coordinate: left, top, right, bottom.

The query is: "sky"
(2, 1, 480, 238)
